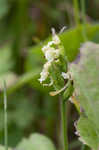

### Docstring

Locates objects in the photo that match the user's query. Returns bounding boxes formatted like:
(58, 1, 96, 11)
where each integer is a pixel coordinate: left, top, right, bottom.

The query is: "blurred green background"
(0, 0, 99, 149)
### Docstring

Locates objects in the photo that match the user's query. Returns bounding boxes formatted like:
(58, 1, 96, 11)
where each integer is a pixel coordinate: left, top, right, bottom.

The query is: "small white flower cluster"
(39, 61, 51, 83)
(38, 31, 61, 84)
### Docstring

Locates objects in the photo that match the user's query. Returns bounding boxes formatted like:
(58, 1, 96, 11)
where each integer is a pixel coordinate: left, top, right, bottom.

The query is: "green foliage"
(70, 42, 99, 149)
(60, 24, 99, 61)
(0, 45, 15, 91)
(63, 80, 74, 101)
(0, 0, 9, 19)
(0, 90, 37, 146)
(7, 70, 40, 94)
(16, 133, 56, 150)
(26, 24, 99, 74)
(0, 133, 56, 150)
(0, 46, 13, 75)
(0, 0, 99, 149)
(0, 25, 97, 94)
(0, 145, 11, 150)
(77, 115, 99, 150)
(0, 24, 99, 149)
(23, 24, 99, 92)
(8, 94, 34, 128)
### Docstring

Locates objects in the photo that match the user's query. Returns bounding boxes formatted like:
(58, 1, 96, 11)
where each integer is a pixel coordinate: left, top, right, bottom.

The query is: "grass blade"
(3, 81, 8, 150)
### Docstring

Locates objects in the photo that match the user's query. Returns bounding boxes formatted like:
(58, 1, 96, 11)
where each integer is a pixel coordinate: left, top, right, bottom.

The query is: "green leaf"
(76, 115, 99, 150)
(7, 70, 51, 94)
(7, 70, 40, 94)
(60, 24, 99, 61)
(70, 42, 99, 149)
(0, 145, 11, 150)
(16, 133, 56, 150)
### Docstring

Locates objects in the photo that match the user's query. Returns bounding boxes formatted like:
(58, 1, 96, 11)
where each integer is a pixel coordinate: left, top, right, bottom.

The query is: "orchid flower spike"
(38, 27, 71, 97)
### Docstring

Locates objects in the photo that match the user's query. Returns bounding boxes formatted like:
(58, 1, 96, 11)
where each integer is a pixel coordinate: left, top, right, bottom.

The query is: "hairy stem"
(73, 0, 80, 26)
(60, 97, 68, 150)
(3, 81, 8, 150)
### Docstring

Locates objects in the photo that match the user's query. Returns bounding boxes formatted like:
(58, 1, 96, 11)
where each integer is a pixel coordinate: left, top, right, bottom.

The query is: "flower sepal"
(63, 80, 74, 102)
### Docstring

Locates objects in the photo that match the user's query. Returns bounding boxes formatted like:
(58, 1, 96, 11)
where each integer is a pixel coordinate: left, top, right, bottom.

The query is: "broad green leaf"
(0, 145, 11, 150)
(60, 24, 99, 61)
(16, 133, 56, 150)
(76, 115, 99, 150)
(70, 42, 99, 149)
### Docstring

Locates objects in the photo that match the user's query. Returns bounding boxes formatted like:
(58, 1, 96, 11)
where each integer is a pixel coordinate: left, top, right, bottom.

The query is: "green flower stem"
(3, 81, 8, 150)
(60, 97, 68, 150)
(80, 0, 87, 41)
(73, 0, 80, 26)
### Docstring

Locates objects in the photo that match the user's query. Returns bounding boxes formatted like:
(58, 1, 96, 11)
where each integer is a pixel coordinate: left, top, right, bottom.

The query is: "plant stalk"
(73, 0, 80, 26)
(60, 97, 68, 150)
(81, 0, 87, 41)
(3, 81, 8, 150)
